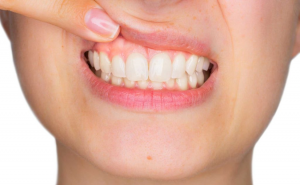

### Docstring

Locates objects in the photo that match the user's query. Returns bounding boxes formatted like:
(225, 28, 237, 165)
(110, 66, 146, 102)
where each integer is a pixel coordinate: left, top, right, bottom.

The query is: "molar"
(202, 58, 210, 71)
(149, 53, 172, 82)
(126, 53, 148, 81)
(88, 51, 94, 67)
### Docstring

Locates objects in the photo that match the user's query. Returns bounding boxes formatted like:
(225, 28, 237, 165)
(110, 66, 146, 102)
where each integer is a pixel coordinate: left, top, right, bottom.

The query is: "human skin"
(1, 0, 300, 184)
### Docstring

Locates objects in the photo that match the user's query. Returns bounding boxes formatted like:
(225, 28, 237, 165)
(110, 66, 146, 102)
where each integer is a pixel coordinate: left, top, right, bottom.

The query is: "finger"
(0, 0, 120, 42)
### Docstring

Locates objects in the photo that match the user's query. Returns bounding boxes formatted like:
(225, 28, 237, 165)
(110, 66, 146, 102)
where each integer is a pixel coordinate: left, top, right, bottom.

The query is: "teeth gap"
(85, 50, 214, 91)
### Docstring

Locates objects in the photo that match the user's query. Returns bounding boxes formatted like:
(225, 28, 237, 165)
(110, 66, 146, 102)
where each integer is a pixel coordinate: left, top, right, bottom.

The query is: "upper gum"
(93, 36, 201, 62)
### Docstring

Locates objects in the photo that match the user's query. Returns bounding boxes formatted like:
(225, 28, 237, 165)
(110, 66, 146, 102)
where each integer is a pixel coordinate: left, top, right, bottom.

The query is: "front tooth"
(176, 73, 188, 91)
(196, 57, 205, 72)
(126, 53, 148, 81)
(196, 71, 205, 85)
(112, 55, 126, 78)
(202, 58, 210, 71)
(186, 55, 198, 75)
(124, 78, 135, 88)
(94, 52, 100, 71)
(88, 51, 94, 67)
(101, 72, 111, 82)
(100, 52, 111, 73)
(188, 73, 197, 89)
(166, 79, 175, 89)
(152, 82, 163, 90)
(171, 54, 186, 79)
(111, 76, 123, 86)
(138, 80, 148, 89)
(149, 53, 172, 82)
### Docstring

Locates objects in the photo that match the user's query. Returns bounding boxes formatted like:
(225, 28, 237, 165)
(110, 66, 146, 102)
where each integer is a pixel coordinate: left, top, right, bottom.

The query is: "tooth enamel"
(101, 72, 111, 82)
(126, 53, 148, 81)
(196, 57, 205, 72)
(111, 76, 123, 86)
(138, 80, 148, 89)
(196, 71, 205, 85)
(100, 52, 111, 73)
(186, 55, 198, 75)
(124, 78, 135, 88)
(176, 73, 188, 91)
(152, 82, 163, 90)
(202, 58, 210, 71)
(188, 73, 197, 88)
(149, 53, 172, 82)
(171, 54, 186, 79)
(94, 52, 101, 71)
(112, 55, 126, 78)
(88, 51, 94, 67)
(166, 79, 175, 89)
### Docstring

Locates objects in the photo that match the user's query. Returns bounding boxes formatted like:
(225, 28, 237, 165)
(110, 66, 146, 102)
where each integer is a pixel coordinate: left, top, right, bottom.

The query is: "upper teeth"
(87, 51, 212, 90)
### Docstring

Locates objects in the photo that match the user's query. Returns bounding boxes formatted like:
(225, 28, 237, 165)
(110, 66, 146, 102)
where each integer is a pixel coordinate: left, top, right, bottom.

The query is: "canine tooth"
(138, 80, 148, 89)
(112, 55, 126, 77)
(124, 78, 135, 88)
(202, 58, 210, 71)
(152, 82, 163, 90)
(94, 52, 100, 71)
(196, 71, 205, 85)
(176, 73, 188, 91)
(111, 76, 123, 86)
(188, 73, 197, 88)
(166, 79, 175, 88)
(186, 55, 198, 75)
(88, 51, 94, 67)
(101, 72, 111, 82)
(171, 54, 186, 79)
(100, 52, 111, 73)
(196, 57, 205, 72)
(126, 53, 148, 81)
(149, 53, 172, 82)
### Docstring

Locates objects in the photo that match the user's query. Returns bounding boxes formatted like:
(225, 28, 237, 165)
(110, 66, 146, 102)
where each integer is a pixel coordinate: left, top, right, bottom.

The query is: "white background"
(0, 23, 299, 185)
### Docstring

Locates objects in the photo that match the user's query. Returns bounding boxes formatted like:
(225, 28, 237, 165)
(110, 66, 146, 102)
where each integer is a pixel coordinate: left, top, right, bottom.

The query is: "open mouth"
(82, 36, 217, 112)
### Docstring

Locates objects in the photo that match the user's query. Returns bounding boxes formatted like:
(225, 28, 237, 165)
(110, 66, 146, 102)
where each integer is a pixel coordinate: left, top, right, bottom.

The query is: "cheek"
(218, 0, 296, 150)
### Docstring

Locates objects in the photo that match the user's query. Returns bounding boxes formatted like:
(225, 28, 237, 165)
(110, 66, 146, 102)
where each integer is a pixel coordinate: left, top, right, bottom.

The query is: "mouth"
(81, 36, 217, 112)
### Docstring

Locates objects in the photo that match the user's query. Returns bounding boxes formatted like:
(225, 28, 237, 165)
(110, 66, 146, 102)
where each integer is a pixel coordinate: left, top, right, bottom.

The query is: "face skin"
(2, 0, 300, 184)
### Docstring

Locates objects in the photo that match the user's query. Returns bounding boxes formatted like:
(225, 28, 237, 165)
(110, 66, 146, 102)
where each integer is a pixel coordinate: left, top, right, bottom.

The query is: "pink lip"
(80, 59, 217, 112)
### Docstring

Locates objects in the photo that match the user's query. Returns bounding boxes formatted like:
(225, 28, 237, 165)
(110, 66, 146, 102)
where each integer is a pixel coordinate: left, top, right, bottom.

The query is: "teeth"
(202, 58, 210, 71)
(101, 72, 111, 82)
(94, 52, 101, 71)
(138, 80, 149, 89)
(124, 78, 135, 88)
(171, 54, 186, 79)
(88, 51, 94, 67)
(152, 82, 163, 90)
(176, 73, 188, 91)
(100, 52, 111, 73)
(196, 71, 205, 85)
(186, 55, 198, 75)
(188, 73, 197, 89)
(111, 76, 123, 86)
(112, 55, 126, 78)
(166, 79, 175, 89)
(196, 57, 205, 72)
(88, 50, 212, 90)
(149, 53, 172, 82)
(126, 53, 148, 81)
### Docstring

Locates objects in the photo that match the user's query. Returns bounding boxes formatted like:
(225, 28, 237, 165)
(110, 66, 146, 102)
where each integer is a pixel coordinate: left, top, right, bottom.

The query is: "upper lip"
(102, 10, 212, 59)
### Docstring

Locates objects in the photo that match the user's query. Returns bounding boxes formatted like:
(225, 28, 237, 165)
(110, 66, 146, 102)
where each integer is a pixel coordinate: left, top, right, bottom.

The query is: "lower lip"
(80, 58, 217, 112)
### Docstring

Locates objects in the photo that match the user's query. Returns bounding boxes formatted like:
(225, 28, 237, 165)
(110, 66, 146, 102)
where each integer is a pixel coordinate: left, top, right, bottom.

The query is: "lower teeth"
(84, 51, 213, 91)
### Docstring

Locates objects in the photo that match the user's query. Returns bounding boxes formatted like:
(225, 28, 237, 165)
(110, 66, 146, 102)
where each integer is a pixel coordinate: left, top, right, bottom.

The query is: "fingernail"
(85, 8, 119, 38)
